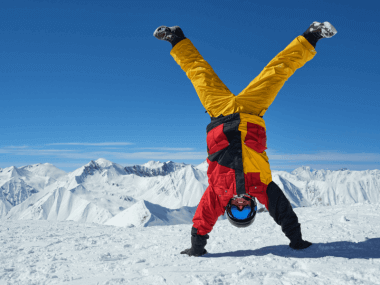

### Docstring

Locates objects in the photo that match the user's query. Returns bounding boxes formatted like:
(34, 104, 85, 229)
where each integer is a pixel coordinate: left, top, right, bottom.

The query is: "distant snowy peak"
(125, 161, 187, 177)
(19, 163, 66, 180)
(70, 159, 128, 184)
(1, 164, 66, 182)
(195, 160, 208, 172)
(290, 166, 380, 182)
(141, 161, 166, 168)
(0, 166, 27, 178)
(0, 164, 65, 209)
(94, 158, 114, 168)
(71, 161, 102, 182)
(69, 160, 104, 185)
(142, 160, 187, 170)
(273, 167, 380, 207)
(94, 158, 127, 174)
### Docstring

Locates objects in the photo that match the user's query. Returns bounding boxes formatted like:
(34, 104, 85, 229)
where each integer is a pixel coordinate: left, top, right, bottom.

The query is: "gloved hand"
(289, 239, 312, 250)
(180, 248, 208, 257)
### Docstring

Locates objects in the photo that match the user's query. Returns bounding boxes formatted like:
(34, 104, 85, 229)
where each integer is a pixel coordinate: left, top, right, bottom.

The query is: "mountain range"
(1, 159, 379, 227)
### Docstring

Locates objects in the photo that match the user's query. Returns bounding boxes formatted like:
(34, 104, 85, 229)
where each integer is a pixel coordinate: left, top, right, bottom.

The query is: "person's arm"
(267, 181, 312, 249)
(181, 186, 225, 256)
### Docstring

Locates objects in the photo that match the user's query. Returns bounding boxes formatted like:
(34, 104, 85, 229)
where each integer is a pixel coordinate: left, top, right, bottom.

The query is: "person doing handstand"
(153, 22, 337, 256)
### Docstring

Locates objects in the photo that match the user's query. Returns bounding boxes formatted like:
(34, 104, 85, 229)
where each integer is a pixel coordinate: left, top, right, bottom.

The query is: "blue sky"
(1, 0, 379, 172)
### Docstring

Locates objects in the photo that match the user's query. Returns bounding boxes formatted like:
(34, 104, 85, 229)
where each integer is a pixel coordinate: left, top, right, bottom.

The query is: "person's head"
(226, 195, 257, 228)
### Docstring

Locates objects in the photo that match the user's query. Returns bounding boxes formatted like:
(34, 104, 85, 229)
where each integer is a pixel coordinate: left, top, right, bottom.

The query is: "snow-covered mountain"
(19, 163, 67, 180)
(2, 159, 380, 228)
(4, 159, 208, 226)
(0, 163, 66, 216)
(272, 166, 380, 207)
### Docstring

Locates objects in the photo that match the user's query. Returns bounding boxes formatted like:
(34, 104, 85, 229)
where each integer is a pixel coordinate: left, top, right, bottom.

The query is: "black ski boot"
(302, 21, 337, 47)
(180, 227, 208, 257)
(289, 238, 313, 250)
(153, 26, 186, 48)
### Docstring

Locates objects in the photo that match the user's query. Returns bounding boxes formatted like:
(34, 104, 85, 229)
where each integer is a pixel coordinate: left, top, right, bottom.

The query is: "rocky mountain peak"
(125, 161, 187, 177)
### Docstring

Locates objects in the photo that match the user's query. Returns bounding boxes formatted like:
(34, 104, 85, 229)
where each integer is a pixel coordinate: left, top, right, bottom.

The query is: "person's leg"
(235, 21, 337, 116)
(235, 35, 316, 116)
(154, 25, 236, 117)
(170, 39, 236, 117)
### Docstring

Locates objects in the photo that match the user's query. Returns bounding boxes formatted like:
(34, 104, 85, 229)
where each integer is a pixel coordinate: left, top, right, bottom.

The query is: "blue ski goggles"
(230, 205, 256, 220)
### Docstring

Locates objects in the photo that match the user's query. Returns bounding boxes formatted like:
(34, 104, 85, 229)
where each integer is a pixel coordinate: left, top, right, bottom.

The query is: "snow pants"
(171, 36, 316, 239)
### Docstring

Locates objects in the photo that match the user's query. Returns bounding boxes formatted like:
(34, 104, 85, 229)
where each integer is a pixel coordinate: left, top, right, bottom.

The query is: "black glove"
(180, 227, 209, 256)
(289, 239, 312, 250)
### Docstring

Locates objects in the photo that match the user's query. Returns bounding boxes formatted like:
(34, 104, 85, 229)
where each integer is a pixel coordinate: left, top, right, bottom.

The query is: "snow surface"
(1, 159, 380, 283)
(1, 203, 380, 284)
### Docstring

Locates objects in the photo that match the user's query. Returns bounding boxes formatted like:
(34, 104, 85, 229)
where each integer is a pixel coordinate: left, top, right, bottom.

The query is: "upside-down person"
(153, 22, 337, 256)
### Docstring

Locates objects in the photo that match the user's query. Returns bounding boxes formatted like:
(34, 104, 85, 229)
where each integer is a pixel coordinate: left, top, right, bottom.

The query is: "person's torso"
(206, 113, 272, 207)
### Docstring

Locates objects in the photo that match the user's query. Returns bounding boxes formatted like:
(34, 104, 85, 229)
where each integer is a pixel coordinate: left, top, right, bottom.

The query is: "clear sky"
(1, 0, 379, 172)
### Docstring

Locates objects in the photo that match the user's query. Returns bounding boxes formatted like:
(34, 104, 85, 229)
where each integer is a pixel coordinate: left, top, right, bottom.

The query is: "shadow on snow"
(204, 238, 380, 259)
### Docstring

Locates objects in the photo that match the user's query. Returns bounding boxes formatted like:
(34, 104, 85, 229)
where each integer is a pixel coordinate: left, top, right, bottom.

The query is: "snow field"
(1, 203, 380, 285)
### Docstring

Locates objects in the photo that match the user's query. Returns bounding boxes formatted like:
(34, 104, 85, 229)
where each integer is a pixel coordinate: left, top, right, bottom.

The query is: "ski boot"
(153, 26, 186, 47)
(302, 21, 337, 47)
